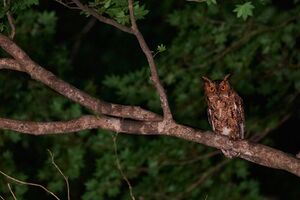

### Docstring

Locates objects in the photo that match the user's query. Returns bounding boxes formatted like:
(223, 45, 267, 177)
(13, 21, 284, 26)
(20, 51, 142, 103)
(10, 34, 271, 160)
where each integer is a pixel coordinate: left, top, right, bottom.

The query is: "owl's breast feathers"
(206, 91, 245, 140)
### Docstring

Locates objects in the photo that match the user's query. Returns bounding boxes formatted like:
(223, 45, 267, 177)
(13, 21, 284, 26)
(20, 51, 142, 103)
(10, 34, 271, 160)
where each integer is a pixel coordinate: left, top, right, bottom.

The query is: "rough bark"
(0, 115, 299, 177)
(0, 34, 161, 122)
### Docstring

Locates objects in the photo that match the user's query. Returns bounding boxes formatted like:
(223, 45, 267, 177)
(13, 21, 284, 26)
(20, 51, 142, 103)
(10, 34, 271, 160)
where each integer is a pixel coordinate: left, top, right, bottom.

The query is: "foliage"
(88, 0, 149, 24)
(233, 2, 255, 20)
(157, 44, 166, 53)
(0, 0, 300, 199)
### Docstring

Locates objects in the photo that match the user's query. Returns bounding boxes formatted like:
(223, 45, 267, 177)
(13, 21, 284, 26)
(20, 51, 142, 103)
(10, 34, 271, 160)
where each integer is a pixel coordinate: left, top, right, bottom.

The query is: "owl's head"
(202, 74, 231, 96)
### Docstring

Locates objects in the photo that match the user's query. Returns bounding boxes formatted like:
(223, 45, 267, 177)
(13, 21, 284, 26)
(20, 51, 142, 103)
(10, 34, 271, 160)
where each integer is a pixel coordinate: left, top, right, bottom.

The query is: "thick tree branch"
(0, 116, 300, 177)
(0, 34, 161, 121)
(127, 0, 173, 121)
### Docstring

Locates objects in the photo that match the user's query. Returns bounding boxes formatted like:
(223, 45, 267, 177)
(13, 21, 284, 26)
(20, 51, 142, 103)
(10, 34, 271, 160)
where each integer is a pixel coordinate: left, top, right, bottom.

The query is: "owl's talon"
(221, 149, 239, 159)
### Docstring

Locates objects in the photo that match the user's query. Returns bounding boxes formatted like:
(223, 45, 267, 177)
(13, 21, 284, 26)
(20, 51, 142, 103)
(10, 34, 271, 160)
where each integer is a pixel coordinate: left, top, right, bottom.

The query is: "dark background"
(0, 0, 300, 199)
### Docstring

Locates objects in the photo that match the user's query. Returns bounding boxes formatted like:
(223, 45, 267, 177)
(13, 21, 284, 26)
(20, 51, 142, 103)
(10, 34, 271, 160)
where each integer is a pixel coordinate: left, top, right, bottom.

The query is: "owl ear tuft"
(202, 76, 211, 82)
(223, 74, 231, 81)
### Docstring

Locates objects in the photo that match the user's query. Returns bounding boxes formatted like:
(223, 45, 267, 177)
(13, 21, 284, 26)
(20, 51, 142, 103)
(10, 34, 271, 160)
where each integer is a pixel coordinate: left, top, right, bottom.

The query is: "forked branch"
(0, 169, 60, 200)
(127, 0, 173, 121)
(59, 0, 173, 121)
(0, 34, 161, 122)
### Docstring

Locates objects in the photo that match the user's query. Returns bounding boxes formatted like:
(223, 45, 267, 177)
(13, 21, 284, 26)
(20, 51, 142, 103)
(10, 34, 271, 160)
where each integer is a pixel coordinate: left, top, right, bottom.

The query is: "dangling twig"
(7, 184, 17, 200)
(48, 150, 71, 200)
(112, 133, 136, 200)
(0, 169, 61, 200)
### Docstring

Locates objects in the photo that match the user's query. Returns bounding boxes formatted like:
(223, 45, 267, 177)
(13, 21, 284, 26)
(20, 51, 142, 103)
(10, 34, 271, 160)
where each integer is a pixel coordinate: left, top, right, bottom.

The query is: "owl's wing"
(235, 95, 245, 139)
(207, 108, 215, 131)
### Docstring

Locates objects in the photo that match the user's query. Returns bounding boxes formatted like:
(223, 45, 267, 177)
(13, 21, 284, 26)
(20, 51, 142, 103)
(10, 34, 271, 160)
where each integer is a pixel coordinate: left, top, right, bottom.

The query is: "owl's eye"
(209, 86, 215, 92)
(220, 85, 226, 91)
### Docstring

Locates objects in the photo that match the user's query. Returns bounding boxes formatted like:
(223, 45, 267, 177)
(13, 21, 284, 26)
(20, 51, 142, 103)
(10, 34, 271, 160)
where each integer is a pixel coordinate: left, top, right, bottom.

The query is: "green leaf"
(115, 10, 129, 25)
(206, 0, 217, 6)
(133, 3, 149, 20)
(233, 2, 255, 20)
(295, 80, 300, 92)
(157, 44, 166, 52)
(11, 0, 39, 12)
(0, 23, 6, 32)
(104, 0, 112, 9)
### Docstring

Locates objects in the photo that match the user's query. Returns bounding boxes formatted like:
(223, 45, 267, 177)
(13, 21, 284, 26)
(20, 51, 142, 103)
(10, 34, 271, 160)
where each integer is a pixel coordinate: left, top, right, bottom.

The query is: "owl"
(202, 74, 245, 158)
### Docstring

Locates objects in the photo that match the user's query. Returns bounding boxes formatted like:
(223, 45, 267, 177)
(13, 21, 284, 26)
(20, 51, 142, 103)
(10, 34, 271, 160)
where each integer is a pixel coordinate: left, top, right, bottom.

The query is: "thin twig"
(7, 184, 17, 200)
(128, 0, 173, 121)
(182, 159, 230, 197)
(3, 0, 15, 39)
(186, 0, 207, 2)
(0, 195, 5, 200)
(0, 170, 61, 200)
(187, 159, 230, 191)
(71, 18, 97, 62)
(161, 150, 220, 166)
(55, 0, 81, 10)
(71, 0, 133, 34)
(250, 114, 291, 142)
(48, 150, 71, 200)
(112, 133, 136, 200)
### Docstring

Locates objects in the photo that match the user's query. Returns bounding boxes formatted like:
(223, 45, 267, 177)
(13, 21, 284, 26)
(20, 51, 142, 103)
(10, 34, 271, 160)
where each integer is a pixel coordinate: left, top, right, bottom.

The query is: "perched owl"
(202, 74, 245, 158)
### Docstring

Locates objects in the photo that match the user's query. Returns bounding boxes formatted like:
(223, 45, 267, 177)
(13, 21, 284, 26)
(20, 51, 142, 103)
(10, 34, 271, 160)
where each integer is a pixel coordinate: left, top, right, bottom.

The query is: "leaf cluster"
(88, 0, 148, 24)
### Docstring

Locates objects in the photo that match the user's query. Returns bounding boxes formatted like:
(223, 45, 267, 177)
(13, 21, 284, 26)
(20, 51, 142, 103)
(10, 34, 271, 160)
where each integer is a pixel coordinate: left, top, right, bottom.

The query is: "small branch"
(0, 195, 5, 200)
(0, 169, 60, 200)
(0, 115, 300, 177)
(128, 0, 173, 121)
(70, 0, 133, 34)
(186, 0, 207, 2)
(7, 184, 17, 200)
(71, 18, 97, 62)
(161, 150, 220, 167)
(48, 150, 70, 200)
(250, 114, 291, 142)
(3, 0, 16, 39)
(55, 0, 81, 10)
(0, 35, 161, 122)
(112, 134, 135, 200)
(183, 159, 230, 197)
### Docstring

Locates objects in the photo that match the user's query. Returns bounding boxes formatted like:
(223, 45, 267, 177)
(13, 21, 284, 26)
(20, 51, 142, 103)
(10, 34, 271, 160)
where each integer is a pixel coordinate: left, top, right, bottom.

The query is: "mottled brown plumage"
(202, 74, 245, 158)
